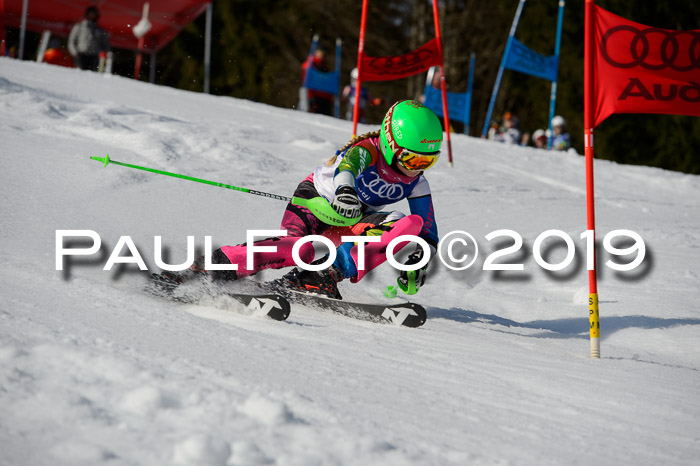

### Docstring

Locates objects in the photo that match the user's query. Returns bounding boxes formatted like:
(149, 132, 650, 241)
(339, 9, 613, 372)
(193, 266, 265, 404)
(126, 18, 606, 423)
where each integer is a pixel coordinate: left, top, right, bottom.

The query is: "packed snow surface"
(1, 58, 699, 465)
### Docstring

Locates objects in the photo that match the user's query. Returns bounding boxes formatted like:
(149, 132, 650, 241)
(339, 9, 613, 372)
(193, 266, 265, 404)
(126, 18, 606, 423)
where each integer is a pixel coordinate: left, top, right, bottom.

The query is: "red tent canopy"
(3, 0, 210, 51)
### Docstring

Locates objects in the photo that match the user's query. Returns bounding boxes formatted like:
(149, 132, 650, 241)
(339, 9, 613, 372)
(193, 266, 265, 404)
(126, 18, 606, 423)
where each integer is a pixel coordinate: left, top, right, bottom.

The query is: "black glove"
(398, 248, 428, 295)
(332, 185, 362, 219)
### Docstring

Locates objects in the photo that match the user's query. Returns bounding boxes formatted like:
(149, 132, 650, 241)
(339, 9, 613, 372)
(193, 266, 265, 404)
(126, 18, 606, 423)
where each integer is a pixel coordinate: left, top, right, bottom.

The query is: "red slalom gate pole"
(584, 0, 600, 359)
(134, 36, 145, 80)
(431, 0, 453, 166)
(352, 0, 369, 138)
(0, 0, 6, 57)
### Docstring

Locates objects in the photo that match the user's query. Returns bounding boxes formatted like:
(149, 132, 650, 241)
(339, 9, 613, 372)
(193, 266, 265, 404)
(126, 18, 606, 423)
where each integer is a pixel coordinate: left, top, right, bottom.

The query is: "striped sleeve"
(334, 140, 379, 191)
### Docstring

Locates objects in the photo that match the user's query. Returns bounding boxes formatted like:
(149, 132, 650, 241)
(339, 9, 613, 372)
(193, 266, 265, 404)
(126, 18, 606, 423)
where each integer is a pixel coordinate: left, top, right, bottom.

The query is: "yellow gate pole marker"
(589, 293, 600, 358)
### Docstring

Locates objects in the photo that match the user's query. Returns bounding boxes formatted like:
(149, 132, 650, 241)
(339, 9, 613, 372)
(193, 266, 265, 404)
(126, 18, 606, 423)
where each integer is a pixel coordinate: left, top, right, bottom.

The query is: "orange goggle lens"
(398, 150, 440, 171)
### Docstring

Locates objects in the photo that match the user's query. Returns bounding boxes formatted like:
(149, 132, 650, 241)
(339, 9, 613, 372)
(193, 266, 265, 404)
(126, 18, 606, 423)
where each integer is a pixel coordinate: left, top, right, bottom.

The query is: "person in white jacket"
(489, 111, 522, 145)
(68, 6, 110, 71)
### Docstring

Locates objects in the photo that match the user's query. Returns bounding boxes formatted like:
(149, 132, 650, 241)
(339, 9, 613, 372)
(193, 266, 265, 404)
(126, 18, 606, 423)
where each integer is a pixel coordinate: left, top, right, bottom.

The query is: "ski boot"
(271, 265, 344, 300)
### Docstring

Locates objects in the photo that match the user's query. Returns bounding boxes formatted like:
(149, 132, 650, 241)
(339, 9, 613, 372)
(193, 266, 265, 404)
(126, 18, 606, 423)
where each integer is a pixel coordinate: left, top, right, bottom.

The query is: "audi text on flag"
(592, 5, 700, 127)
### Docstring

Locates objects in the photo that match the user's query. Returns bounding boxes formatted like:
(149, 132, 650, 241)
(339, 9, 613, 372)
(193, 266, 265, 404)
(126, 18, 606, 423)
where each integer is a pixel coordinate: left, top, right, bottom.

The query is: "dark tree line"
(151, 0, 699, 173)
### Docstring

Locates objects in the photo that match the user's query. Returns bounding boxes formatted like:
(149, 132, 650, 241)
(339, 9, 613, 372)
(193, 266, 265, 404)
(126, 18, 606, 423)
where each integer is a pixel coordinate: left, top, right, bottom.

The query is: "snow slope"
(1, 58, 699, 466)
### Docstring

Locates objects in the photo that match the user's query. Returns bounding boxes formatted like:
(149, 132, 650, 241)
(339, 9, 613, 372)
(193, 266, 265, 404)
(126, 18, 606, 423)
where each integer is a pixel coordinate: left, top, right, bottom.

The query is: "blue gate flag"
(305, 67, 340, 95)
(504, 38, 559, 82)
(423, 85, 471, 125)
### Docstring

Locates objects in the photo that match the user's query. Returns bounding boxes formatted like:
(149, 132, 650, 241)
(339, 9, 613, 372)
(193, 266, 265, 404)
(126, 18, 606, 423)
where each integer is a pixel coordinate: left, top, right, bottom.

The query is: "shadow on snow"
(427, 307, 700, 340)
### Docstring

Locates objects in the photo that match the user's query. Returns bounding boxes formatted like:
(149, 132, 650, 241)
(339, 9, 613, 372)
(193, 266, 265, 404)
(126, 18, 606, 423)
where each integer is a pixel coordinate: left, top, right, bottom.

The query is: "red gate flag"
(592, 5, 700, 127)
(359, 39, 443, 82)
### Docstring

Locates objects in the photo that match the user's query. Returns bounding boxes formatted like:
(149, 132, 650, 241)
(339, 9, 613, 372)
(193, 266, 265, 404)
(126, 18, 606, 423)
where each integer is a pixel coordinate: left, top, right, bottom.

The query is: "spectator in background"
(532, 129, 548, 149)
(342, 68, 383, 122)
(68, 6, 110, 71)
(426, 68, 441, 92)
(501, 112, 522, 145)
(301, 49, 334, 116)
(417, 67, 441, 106)
(489, 111, 522, 145)
(486, 120, 500, 140)
(520, 131, 531, 147)
(43, 38, 74, 68)
(551, 115, 571, 151)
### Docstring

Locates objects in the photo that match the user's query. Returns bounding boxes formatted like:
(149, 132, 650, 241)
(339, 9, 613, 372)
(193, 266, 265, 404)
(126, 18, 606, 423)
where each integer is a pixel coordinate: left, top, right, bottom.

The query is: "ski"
(147, 273, 291, 321)
(147, 272, 424, 326)
(267, 287, 427, 327)
(215, 292, 290, 321)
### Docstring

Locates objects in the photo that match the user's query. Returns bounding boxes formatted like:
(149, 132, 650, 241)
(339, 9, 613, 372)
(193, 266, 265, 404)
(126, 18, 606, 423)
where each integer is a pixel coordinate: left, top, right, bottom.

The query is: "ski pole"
(90, 154, 360, 227)
(90, 154, 292, 201)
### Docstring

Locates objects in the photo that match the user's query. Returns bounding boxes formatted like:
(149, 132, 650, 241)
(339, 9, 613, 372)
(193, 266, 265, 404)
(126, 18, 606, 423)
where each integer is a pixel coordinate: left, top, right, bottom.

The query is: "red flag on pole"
(592, 5, 700, 127)
(358, 39, 443, 82)
(351, 1, 452, 165)
(584, 2, 700, 358)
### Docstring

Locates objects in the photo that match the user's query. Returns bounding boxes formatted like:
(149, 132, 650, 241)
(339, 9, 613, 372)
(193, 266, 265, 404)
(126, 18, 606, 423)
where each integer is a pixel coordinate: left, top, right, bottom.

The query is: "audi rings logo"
(601, 26, 700, 71)
(359, 172, 405, 201)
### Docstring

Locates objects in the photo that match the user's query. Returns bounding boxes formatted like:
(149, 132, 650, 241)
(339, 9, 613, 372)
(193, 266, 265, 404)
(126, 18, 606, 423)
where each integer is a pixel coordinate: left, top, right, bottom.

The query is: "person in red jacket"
(301, 49, 334, 116)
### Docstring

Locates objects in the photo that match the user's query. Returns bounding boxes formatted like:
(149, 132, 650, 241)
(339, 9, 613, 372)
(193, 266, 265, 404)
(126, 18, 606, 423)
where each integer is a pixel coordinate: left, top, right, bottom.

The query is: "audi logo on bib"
(591, 5, 700, 127)
(359, 171, 405, 202)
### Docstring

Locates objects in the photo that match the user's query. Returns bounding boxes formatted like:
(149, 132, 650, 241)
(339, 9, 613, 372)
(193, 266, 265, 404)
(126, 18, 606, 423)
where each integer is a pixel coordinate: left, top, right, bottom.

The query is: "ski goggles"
(397, 149, 440, 171)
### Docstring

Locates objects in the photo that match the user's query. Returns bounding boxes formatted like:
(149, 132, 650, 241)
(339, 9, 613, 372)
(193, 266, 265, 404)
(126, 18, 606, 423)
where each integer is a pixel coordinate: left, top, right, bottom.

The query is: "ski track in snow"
(1, 59, 700, 466)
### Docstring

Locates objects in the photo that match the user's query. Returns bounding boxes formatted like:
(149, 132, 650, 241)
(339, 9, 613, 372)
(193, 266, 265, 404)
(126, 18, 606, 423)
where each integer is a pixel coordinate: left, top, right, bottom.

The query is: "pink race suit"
(218, 176, 423, 282)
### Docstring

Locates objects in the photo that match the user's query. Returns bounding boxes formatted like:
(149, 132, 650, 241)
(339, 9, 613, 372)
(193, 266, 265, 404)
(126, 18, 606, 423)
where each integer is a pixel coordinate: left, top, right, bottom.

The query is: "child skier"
(160, 100, 442, 299)
(551, 115, 571, 151)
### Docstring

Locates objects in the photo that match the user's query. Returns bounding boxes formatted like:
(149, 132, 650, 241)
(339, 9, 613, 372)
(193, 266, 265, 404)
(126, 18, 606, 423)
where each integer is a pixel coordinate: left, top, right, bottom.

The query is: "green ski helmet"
(379, 100, 443, 171)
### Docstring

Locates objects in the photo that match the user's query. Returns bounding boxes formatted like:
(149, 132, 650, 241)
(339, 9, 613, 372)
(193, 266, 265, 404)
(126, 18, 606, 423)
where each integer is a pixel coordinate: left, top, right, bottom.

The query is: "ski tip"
(405, 304, 427, 328)
(263, 294, 291, 321)
(267, 306, 291, 321)
(386, 303, 427, 328)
